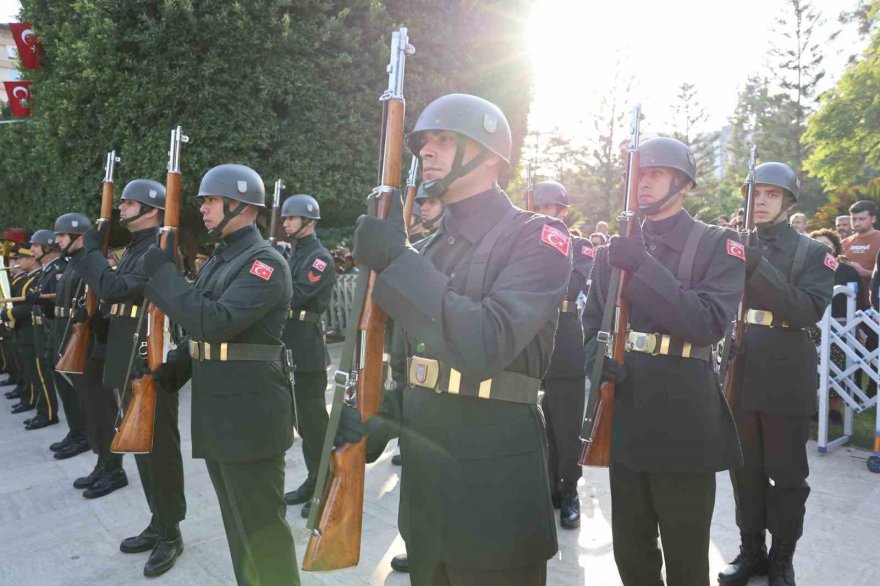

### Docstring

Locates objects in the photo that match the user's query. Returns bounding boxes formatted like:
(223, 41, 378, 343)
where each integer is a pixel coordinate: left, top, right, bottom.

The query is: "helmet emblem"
(307, 204, 314, 212)
(237, 181, 248, 193)
(71, 220, 79, 228)
(795, 177, 801, 189)
(483, 114, 498, 134)
(149, 189, 158, 198)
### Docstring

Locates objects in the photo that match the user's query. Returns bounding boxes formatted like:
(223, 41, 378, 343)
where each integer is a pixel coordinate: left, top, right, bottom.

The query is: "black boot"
(11, 401, 34, 414)
(768, 539, 797, 586)
(5, 388, 20, 399)
(718, 531, 769, 585)
(560, 490, 580, 529)
(26, 415, 59, 430)
(120, 521, 161, 554)
(83, 466, 128, 499)
(143, 526, 183, 577)
(390, 553, 409, 573)
(73, 461, 105, 489)
(284, 477, 316, 506)
(50, 432, 73, 452)
(301, 500, 311, 519)
(54, 436, 90, 460)
(551, 491, 561, 510)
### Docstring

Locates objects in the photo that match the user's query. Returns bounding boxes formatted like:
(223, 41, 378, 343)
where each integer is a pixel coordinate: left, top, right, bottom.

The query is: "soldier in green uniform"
(142, 164, 299, 586)
(583, 137, 744, 585)
(72, 179, 186, 576)
(718, 163, 833, 586)
(4, 247, 44, 425)
(343, 94, 571, 585)
(4, 254, 29, 405)
(533, 180, 591, 530)
(279, 194, 336, 519)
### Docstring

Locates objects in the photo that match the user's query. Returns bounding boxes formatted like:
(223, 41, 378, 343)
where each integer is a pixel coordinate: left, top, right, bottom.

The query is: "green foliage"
(811, 178, 880, 231)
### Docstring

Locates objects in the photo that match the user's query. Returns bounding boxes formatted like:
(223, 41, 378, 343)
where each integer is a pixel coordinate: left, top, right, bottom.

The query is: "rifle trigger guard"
(137, 341, 147, 358)
(597, 331, 612, 344)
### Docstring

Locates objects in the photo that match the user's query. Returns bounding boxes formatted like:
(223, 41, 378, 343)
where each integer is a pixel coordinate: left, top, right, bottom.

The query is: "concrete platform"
(1, 344, 878, 585)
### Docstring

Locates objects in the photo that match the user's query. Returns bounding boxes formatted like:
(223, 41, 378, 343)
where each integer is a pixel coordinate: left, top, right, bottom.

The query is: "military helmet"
(281, 194, 320, 220)
(414, 183, 432, 203)
(405, 93, 512, 169)
(54, 212, 92, 235)
(534, 180, 569, 208)
(745, 162, 799, 201)
(30, 229, 59, 250)
(197, 164, 266, 207)
(121, 179, 166, 210)
(639, 137, 698, 187)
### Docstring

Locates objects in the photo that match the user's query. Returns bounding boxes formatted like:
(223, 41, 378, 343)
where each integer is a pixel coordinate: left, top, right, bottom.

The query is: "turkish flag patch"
(312, 258, 327, 273)
(581, 245, 594, 258)
(824, 252, 838, 271)
(541, 224, 571, 257)
(249, 260, 274, 281)
(307, 271, 321, 284)
(726, 239, 746, 261)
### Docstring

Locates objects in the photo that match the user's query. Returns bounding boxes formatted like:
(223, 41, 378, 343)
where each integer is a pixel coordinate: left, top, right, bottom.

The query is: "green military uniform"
(6, 267, 36, 412)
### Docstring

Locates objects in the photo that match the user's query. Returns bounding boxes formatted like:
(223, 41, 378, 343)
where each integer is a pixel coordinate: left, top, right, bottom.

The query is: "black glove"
(352, 189, 408, 272)
(82, 222, 108, 254)
(599, 356, 627, 384)
(72, 304, 89, 323)
(153, 347, 191, 393)
(335, 404, 368, 446)
(25, 287, 42, 304)
(272, 241, 291, 259)
(608, 235, 648, 272)
(744, 245, 761, 276)
(143, 231, 175, 277)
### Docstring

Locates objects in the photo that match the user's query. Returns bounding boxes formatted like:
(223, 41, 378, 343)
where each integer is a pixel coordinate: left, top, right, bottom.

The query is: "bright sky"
(527, 0, 867, 139)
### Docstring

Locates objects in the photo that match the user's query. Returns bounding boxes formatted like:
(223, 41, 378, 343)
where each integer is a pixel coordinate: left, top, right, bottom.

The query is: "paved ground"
(2, 342, 878, 585)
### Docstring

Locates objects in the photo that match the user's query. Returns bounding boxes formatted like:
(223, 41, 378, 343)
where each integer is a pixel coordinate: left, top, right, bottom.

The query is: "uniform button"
(447, 236, 455, 245)
(762, 245, 768, 251)
(649, 245, 656, 251)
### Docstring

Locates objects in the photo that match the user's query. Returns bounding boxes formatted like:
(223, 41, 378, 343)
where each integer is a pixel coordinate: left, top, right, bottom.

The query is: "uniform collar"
(442, 186, 514, 244)
(642, 210, 694, 252)
(216, 224, 260, 260)
(130, 226, 159, 245)
(43, 257, 63, 271)
(756, 219, 796, 246)
(294, 233, 318, 250)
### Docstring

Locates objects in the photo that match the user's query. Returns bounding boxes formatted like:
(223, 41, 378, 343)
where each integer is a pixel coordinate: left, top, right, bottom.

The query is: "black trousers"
(205, 456, 299, 586)
(53, 370, 85, 435)
(73, 358, 122, 468)
(409, 557, 546, 586)
(292, 369, 328, 481)
(542, 376, 585, 492)
(129, 385, 186, 530)
(610, 462, 716, 586)
(19, 344, 37, 407)
(730, 409, 810, 541)
(33, 352, 58, 421)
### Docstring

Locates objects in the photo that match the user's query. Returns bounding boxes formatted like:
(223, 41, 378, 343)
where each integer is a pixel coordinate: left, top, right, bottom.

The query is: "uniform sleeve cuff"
(373, 248, 448, 338)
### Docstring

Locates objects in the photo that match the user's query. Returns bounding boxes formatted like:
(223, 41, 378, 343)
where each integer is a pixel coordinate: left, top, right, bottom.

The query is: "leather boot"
(560, 490, 580, 529)
(284, 476, 315, 505)
(390, 553, 409, 573)
(83, 466, 128, 499)
(120, 521, 160, 554)
(50, 432, 73, 452)
(26, 415, 59, 430)
(4, 388, 20, 399)
(73, 461, 105, 489)
(718, 531, 769, 585)
(54, 436, 90, 460)
(11, 402, 34, 414)
(768, 539, 797, 586)
(143, 526, 183, 577)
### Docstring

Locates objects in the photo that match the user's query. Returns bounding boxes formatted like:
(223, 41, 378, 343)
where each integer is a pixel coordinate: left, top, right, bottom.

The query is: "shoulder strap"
(676, 221, 709, 288)
(462, 207, 521, 300)
(790, 234, 810, 283)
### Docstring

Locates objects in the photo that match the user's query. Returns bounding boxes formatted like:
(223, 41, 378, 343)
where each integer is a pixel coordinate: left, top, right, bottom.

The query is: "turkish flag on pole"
(4, 81, 32, 117)
(8, 23, 44, 70)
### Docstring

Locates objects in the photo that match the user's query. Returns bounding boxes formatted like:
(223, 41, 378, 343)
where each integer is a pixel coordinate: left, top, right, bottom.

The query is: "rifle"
(0, 293, 55, 304)
(403, 155, 420, 233)
(268, 179, 284, 246)
(525, 159, 535, 211)
(56, 150, 119, 374)
(111, 126, 187, 454)
(303, 26, 414, 572)
(720, 145, 758, 404)
(578, 105, 642, 468)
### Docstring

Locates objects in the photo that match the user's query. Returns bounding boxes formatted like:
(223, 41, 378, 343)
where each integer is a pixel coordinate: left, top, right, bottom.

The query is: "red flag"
(8, 23, 44, 70)
(4, 81, 32, 117)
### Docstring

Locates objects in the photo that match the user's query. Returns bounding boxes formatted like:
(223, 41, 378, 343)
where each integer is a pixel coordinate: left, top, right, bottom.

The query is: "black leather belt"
(288, 309, 322, 323)
(54, 307, 70, 318)
(406, 355, 541, 405)
(560, 300, 578, 313)
(745, 309, 801, 330)
(188, 340, 285, 362)
(33, 316, 44, 326)
(625, 331, 711, 362)
(108, 303, 142, 319)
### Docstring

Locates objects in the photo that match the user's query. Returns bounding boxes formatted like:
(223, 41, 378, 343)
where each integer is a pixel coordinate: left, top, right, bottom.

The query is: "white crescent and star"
(20, 28, 35, 46)
(11, 86, 29, 100)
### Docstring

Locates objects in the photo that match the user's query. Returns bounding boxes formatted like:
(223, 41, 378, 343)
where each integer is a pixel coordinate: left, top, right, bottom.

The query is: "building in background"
(0, 23, 22, 106)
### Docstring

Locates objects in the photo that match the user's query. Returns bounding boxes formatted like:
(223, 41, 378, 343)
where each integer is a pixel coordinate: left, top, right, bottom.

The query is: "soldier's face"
(199, 196, 225, 232)
(753, 184, 786, 223)
(283, 216, 304, 235)
(850, 211, 875, 234)
(419, 130, 487, 190)
(419, 198, 443, 223)
(55, 233, 71, 250)
(637, 167, 678, 205)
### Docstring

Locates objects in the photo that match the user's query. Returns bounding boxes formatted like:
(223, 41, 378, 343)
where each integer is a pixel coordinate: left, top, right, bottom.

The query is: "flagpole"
(0, 120, 25, 125)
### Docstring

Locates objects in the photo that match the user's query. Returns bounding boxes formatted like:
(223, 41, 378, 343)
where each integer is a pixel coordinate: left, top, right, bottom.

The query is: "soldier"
(533, 180, 591, 530)
(718, 163, 833, 586)
(408, 183, 444, 245)
(583, 137, 744, 585)
(142, 164, 299, 586)
(278, 194, 336, 519)
(343, 93, 571, 584)
(54, 212, 129, 498)
(71, 179, 186, 576)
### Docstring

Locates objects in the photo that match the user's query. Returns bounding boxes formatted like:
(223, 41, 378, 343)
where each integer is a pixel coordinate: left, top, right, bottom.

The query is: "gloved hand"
(82, 222, 108, 254)
(153, 347, 192, 393)
(608, 235, 648, 272)
(598, 356, 627, 384)
(143, 231, 175, 277)
(335, 404, 367, 446)
(25, 287, 42, 304)
(744, 245, 762, 276)
(352, 189, 409, 273)
(72, 304, 89, 323)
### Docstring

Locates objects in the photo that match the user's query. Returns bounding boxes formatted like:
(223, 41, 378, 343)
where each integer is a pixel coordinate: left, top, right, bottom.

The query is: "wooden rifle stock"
(303, 27, 414, 572)
(56, 151, 119, 374)
(0, 293, 55, 304)
(112, 128, 186, 454)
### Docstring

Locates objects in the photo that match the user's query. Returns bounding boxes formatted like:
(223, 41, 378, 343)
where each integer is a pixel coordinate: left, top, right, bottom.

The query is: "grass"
(810, 408, 878, 452)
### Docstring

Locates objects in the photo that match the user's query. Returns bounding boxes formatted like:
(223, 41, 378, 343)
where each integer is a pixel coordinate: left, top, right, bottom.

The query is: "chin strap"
(756, 197, 797, 228)
(420, 212, 442, 230)
(423, 135, 492, 199)
(287, 218, 314, 242)
(33, 246, 49, 263)
(208, 200, 248, 239)
(61, 234, 81, 256)
(638, 175, 691, 217)
(120, 202, 155, 227)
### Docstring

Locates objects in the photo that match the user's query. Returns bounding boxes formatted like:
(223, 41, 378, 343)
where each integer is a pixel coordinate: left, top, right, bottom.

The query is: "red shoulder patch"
(541, 224, 571, 257)
(249, 260, 274, 281)
(726, 239, 746, 261)
(581, 245, 594, 259)
(312, 258, 327, 273)
(824, 252, 839, 271)
(307, 271, 321, 284)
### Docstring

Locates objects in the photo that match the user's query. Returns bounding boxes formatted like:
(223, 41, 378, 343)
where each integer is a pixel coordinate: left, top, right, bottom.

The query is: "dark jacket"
(545, 236, 590, 379)
(51, 255, 85, 357)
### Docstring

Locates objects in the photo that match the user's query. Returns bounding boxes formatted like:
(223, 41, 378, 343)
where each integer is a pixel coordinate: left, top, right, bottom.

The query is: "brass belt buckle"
(627, 331, 658, 355)
(747, 309, 774, 326)
(408, 356, 439, 390)
(189, 340, 200, 361)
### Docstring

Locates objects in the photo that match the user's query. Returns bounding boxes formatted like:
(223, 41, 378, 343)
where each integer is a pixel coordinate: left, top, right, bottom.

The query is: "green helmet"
(639, 137, 698, 186)
(121, 179, 166, 210)
(197, 164, 266, 207)
(281, 194, 320, 220)
(746, 162, 799, 201)
(54, 213, 92, 235)
(534, 180, 569, 208)
(30, 229, 59, 251)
